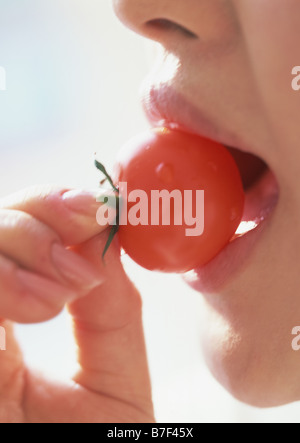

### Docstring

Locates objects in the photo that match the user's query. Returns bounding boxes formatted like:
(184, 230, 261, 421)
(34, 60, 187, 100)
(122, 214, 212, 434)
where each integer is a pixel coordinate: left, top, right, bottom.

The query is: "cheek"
(233, 0, 300, 170)
(236, 0, 300, 83)
(235, 0, 300, 51)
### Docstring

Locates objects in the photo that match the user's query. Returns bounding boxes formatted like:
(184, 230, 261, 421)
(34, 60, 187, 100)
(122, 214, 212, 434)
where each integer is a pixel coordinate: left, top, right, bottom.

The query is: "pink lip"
(141, 82, 280, 292)
(186, 167, 279, 292)
(184, 210, 273, 293)
(142, 83, 259, 156)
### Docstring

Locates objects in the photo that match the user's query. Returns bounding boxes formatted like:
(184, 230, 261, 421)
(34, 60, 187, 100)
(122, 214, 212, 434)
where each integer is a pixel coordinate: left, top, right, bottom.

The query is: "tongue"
(227, 147, 267, 190)
(234, 169, 279, 238)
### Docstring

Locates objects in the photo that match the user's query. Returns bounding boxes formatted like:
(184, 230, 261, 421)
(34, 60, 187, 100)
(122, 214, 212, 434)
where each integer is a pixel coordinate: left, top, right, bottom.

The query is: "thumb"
(68, 232, 154, 418)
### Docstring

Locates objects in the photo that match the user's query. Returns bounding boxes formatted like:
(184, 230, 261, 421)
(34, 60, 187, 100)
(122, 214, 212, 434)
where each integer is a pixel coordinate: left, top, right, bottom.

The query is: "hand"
(0, 186, 154, 423)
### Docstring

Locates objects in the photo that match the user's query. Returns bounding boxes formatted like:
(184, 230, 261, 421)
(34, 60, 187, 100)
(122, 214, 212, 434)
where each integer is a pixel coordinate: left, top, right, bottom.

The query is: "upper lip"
(141, 81, 257, 156)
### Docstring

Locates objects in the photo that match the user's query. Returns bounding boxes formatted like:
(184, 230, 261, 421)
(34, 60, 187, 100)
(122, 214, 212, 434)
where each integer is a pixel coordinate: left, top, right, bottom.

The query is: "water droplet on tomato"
(230, 207, 238, 221)
(156, 163, 174, 184)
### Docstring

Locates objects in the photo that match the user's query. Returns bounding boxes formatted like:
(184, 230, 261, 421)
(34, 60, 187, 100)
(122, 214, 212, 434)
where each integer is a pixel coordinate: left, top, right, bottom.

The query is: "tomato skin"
(114, 128, 245, 273)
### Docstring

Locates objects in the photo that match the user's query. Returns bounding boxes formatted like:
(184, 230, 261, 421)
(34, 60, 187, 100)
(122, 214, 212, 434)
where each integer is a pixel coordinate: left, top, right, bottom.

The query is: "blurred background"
(0, 0, 299, 423)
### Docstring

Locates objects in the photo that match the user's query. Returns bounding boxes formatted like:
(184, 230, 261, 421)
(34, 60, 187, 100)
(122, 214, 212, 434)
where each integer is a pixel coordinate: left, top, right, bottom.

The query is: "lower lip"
(184, 170, 279, 293)
(142, 85, 280, 290)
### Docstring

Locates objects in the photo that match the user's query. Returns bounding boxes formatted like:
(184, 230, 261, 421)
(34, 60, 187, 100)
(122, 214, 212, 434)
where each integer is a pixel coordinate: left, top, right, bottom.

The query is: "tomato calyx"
(95, 160, 119, 194)
(95, 159, 120, 260)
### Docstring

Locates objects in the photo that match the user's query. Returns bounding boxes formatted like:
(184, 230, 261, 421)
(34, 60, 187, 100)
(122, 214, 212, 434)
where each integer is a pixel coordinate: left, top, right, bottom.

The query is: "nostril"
(146, 18, 198, 39)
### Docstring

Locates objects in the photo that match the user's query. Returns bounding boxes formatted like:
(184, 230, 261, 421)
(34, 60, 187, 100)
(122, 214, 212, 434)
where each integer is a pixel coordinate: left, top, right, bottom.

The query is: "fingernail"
(62, 189, 107, 218)
(17, 269, 78, 302)
(51, 243, 104, 290)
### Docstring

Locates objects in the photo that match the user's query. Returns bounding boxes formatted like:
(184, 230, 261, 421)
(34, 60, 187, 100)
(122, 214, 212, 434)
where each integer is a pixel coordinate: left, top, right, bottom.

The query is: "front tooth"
(235, 220, 258, 237)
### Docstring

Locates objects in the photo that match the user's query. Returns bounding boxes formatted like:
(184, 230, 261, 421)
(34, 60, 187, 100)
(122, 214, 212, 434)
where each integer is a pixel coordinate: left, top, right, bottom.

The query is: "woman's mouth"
(227, 147, 279, 240)
(186, 139, 279, 294)
(141, 84, 280, 291)
(184, 157, 279, 292)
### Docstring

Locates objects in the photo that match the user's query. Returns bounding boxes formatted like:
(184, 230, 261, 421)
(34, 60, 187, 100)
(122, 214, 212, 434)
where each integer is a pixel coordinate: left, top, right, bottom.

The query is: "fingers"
(0, 186, 112, 324)
(0, 253, 84, 323)
(0, 185, 153, 421)
(0, 185, 114, 246)
(0, 209, 103, 289)
(69, 232, 153, 417)
(0, 319, 24, 411)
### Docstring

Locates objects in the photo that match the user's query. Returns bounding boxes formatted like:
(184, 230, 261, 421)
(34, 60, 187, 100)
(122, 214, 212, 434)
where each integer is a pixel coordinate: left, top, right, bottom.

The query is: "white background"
(0, 0, 299, 423)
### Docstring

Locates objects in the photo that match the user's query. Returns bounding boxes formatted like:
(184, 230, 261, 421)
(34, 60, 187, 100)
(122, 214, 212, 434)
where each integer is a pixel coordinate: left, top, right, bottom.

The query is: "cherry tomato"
(114, 128, 244, 273)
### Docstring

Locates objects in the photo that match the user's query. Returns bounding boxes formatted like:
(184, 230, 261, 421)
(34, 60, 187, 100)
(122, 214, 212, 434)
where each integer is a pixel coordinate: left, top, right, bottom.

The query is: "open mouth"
(226, 147, 279, 239)
(182, 146, 280, 292)
(141, 81, 280, 288)
(141, 84, 280, 242)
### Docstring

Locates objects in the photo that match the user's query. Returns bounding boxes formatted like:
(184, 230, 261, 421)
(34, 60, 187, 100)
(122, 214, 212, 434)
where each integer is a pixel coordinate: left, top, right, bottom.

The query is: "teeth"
(233, 220, 259, 239)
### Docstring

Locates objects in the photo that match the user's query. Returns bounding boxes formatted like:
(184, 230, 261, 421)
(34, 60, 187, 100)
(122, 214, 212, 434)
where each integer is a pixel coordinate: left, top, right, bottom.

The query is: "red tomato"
(114, 128, 244, 273)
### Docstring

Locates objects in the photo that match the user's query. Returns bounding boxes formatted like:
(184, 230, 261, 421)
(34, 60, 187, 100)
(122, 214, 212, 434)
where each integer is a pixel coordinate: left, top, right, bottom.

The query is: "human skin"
(0, 187, 154, 423)
(113, 0, 300, 407)
(1, 0, 300, 423)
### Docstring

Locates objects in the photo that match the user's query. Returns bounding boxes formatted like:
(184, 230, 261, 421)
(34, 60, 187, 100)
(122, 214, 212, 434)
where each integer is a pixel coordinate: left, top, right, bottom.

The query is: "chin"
(200, 300, 300, 408)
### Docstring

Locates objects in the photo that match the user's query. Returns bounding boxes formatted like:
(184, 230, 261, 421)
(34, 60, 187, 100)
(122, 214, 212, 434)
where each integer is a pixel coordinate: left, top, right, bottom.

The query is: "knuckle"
(0, 185, 63, 210)
(0, 209, 59, 270)
(42, 190, 88, 243)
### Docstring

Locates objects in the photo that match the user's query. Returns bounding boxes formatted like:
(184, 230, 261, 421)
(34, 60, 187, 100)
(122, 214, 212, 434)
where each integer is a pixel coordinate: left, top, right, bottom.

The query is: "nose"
(113, 0, 238, 48)
(112, 0, 200, 42)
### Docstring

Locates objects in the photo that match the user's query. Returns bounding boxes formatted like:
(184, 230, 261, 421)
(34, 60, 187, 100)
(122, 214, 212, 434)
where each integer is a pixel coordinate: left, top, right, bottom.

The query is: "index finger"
(0, 185, 114, 247)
